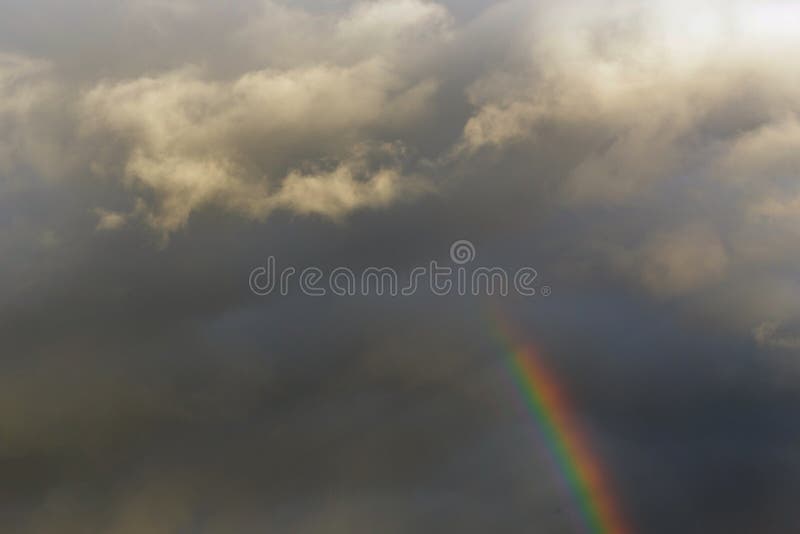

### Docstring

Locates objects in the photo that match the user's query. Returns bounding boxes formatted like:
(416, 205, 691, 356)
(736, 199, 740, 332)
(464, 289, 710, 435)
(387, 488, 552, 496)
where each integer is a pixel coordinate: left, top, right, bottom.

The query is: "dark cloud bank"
(2, 1, 800, 532)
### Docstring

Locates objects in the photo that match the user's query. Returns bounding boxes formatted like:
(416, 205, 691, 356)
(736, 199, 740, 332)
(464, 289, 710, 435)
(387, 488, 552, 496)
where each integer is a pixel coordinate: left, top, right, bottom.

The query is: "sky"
(2, 1, 800, 532)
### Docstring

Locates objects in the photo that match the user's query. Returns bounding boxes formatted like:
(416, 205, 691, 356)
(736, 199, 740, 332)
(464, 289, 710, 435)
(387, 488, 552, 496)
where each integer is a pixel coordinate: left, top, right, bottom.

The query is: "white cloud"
(456, 0, 800, 204)
(270, 143, 428, 219)
(62, 1, 457, 237)
(81, 59, 438, 235)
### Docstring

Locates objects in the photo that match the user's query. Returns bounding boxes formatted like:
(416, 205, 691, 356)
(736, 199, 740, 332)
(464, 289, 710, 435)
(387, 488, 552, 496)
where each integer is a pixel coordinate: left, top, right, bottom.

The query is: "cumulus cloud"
(270, 143, 428, 219)
(0, 1, 449, 238)
(80, 59, 435, 234)
(457, 0, 800, 203)
(445, 0, 800, 341)
(73, 1, 448, 236)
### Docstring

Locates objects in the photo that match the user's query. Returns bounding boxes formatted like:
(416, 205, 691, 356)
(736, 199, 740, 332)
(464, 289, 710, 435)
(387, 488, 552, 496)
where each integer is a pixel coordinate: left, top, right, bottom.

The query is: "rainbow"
(490, 308, 631, 534)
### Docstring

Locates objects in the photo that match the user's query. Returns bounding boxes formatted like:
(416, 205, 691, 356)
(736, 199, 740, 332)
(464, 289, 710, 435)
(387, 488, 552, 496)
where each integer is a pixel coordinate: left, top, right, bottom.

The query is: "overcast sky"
(2, 1, 800, 532)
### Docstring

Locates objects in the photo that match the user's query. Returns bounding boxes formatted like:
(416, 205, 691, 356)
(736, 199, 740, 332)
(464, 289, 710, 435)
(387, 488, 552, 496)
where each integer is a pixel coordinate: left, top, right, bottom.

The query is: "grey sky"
(2, 1, 800, 532)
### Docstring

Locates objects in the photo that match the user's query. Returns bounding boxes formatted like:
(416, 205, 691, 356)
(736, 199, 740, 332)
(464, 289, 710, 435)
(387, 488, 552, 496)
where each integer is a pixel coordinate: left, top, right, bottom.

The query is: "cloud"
(0, 53, 67, 184)
(270, 143, 429, 219)
(0, 1, 450, 238)
(80, 60, 437, 235)
(455, 0, 800, 204)
(4, 1, 800, 533)
(94, 208, 127, 231)
(754, 321, 800, 351)
(635, 224, 729, 298)
(442, 0, 800, 339)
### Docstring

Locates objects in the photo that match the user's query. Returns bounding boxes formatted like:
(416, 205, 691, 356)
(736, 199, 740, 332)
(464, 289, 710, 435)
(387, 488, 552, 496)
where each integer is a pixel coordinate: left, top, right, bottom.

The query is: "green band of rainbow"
(491, 309, 631, 534)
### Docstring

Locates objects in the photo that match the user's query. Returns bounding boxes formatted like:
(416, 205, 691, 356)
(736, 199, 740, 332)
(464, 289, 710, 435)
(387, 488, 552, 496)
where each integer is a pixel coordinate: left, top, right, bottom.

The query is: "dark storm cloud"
(2, 1, 800, 533)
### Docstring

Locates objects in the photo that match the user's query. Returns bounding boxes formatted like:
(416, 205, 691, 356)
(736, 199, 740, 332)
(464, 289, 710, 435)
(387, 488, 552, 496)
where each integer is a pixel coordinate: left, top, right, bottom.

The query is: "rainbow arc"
(491, 308, 632, 534)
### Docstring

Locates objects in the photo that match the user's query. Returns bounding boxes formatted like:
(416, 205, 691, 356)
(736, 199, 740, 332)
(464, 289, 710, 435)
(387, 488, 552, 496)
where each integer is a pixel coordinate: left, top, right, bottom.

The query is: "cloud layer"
(3, 1, 800, 533)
